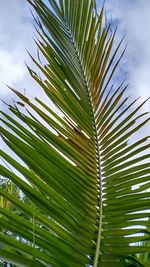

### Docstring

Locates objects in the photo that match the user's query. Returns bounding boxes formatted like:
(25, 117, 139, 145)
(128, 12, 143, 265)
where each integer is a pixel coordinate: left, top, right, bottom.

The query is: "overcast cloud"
(105, 0, 150, 112)
(0, 0, 37, 108)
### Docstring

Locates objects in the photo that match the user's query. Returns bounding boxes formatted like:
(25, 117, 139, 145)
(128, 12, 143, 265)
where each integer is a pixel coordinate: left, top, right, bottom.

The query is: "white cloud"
(0, 50, 26, 95)
(105, 0, 150, 113)
(0, 0, 35, 101)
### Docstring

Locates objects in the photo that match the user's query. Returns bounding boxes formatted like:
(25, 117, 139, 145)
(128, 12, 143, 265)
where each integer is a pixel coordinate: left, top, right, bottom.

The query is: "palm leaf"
(0, 0, 150, 266)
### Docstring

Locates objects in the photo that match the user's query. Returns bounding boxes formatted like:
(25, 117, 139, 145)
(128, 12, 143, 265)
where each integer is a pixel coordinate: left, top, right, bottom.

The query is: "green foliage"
(0, 0, 150, 266)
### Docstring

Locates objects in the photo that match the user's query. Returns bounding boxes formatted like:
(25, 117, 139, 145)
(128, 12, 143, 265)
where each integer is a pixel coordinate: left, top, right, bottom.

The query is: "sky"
(0, 1, 31, 97)
(0, 0, 42, 110)
(105, 0, 150, 112)
(0, 0, 149, 136)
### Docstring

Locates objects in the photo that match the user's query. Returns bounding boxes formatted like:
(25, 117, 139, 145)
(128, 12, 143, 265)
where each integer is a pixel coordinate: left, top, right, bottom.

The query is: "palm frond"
(0, 0, 150, 266)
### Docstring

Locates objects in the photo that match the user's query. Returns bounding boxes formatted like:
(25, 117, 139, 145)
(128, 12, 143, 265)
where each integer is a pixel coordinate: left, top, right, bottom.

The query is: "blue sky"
(0, 0, 149, 125)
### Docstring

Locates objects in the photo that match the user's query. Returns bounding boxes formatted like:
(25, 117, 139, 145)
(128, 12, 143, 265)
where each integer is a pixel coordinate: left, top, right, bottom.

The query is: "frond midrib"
(64, 21, 104, 267)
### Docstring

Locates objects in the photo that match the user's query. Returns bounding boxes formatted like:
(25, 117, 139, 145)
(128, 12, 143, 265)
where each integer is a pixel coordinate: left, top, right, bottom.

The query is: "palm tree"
(0, 0, 150, 266)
